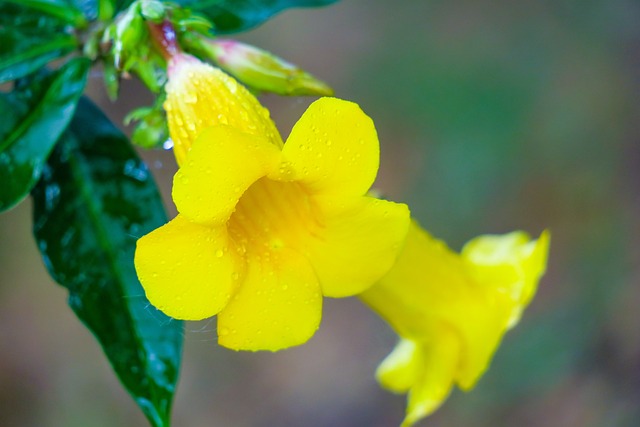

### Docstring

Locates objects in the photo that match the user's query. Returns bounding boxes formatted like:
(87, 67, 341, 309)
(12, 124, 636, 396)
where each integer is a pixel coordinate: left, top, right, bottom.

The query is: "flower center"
(227, 178, 322, 258)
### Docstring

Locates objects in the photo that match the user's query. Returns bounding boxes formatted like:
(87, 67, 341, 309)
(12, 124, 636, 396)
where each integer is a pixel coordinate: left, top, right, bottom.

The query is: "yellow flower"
(134, 55, 410, 352)
(359, 222, 550, 426)
(163, 54, 281, 166)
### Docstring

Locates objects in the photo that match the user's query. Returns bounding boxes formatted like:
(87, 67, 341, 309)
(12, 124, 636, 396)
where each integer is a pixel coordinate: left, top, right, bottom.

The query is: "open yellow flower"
(134, 55, 410, 351)
(359, 222, 550, 426)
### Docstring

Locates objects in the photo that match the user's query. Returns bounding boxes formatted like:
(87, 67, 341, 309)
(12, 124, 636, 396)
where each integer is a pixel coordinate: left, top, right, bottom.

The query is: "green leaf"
(0, 58, 89, 212)
(0, 36, 78, 84)
(0, 3, 79, 83)
(175, 0, 339, 33)
(2, 0, 99, 24)
(31, 97, 183, 427)
(2, 0, 84, 25)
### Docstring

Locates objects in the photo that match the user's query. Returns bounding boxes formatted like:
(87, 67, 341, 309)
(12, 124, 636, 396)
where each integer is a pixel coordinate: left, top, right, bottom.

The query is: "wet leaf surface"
(32, 97, 183, 427)
(186, 0, 338, 33)
(0, 58, 89, 212)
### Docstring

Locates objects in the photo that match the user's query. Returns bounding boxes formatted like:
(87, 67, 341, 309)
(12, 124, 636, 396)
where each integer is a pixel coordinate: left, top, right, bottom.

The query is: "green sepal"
(102, 1, 167, 95)
(125, 93, 169, 148)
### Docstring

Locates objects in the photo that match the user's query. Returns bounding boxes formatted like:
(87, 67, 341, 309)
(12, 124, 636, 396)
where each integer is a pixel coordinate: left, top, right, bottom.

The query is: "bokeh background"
(1, 0, 639, 426)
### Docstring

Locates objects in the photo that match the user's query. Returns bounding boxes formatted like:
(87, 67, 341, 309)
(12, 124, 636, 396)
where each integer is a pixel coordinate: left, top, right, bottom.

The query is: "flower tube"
(360, 221, 550, 426)
(134, 54, 410, 351)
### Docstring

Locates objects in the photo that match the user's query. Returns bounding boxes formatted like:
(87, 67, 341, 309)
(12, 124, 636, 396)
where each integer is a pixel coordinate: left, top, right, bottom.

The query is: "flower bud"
(203, 39, 333, 96)
(111, 2, 145, 69)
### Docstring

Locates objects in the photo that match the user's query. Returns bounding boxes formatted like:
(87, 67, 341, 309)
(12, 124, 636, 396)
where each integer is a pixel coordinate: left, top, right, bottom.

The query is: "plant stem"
(147, 20, 180, 60)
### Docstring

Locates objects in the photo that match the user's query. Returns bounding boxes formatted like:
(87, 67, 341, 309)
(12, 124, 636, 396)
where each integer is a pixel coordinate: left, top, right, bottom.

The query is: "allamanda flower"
(134, 54, 410, 351)
(359, 221, 550, 426)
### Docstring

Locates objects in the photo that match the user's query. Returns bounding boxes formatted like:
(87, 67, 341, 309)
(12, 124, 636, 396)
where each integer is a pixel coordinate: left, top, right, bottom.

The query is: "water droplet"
(215, 249, 224, 257)
(123, 159, 148, 182)
(228, 80, 238, 94)
(219, 327, 230, 336)
(163, 138, 174, 150)
(45, 184, 60, 210)
(184, 92, 198, 104)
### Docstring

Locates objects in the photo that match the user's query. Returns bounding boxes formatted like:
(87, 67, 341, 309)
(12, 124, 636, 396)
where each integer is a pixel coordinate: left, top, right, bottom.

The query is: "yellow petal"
(361, 222, 550, 424)
(308, 196, 410, 297)
(274, 97, 380, 197)
(462, 230, 550, 328)
(172, 125, 281, 225)
(360, 221, 483, 336)
(134, 215, 243, 320)
(402, 330, 460, 427)
(165, 54, 282, 165)
(376, 338, 422, 393)
(360, 221, 509, 390)
(217, 248, 322, 351)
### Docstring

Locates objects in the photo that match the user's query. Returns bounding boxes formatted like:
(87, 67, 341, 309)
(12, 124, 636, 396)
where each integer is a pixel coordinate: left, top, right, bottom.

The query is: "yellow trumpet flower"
(134, 54, 410, 351)
(360, 222, 550, 426)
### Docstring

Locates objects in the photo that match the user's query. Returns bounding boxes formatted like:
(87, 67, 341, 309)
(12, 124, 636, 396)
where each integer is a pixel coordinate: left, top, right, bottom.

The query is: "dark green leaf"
(2, 0, 84, 25)
(0, 35, 78, 84)
(2, 0, 98, 24)
(0, 58, 89, 212)
(115, 0, 135, 13)
(175, 0, 339, 33)
(0, 3, 79, 83)
(31, 97, 183, 427)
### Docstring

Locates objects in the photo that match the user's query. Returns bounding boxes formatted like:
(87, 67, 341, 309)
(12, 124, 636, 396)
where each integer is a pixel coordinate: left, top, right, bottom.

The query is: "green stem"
(147, 20, 180, 60)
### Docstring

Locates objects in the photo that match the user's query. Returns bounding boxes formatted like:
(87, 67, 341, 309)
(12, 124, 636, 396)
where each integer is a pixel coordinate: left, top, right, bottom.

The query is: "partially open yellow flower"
(359, 222, 550, 426)
(134, 55, 410, 351)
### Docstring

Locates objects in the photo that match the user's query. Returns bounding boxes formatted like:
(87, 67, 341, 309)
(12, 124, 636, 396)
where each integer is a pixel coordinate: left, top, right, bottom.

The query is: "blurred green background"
(1, 0, 639, 426)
